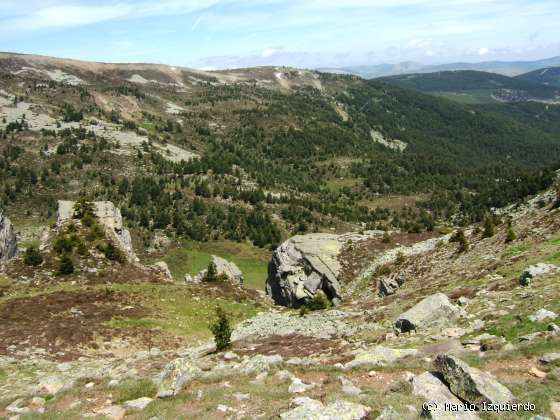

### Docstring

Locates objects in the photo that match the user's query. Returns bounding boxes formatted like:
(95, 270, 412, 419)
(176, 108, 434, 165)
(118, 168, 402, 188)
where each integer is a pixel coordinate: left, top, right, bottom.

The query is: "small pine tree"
(58, 253, 74, 275)
(505, 227, 517, 243)
(453, 229, 469, 253)
(210, 306, 232, 351)
(23, 245, 43, 266)
(203, 261, 218, 282)
(305, 290, 331, 311)
(382, 231, 391, 243)
(482, 215, 495, 238)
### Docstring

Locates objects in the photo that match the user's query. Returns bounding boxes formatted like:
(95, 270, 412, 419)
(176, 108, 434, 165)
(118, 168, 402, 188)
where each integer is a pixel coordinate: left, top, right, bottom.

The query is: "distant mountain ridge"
(319, 56, 560, 79)
(516, 66, 560, 88)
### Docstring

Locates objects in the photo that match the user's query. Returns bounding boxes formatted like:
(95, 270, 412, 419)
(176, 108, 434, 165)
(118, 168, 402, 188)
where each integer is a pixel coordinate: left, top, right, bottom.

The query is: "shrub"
(86, 223, 105, 242)
(505, 226, 517, 243)
(54, 236, 74, 254)
(97, 242, 126, 263)
(382, 231, 391, 243)
(58, 254, 74, 275)
(23, 246, 43, 266)
(304, 290, 331, 311)
(210, 306, 232, 351)
(203, 261, 219, 282)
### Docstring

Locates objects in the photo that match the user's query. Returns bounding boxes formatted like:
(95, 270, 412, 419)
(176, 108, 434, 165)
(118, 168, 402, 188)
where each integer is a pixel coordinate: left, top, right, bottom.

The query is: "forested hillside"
(1, 54, 559, 253)
(516, 67, 560, 87)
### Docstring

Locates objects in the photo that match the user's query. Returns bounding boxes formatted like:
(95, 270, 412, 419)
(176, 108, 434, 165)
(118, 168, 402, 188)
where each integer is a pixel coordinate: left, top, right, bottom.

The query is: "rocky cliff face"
(0, 210, 18, 262)
(56, 200, 137, 262)
(266, 233, 374, 307)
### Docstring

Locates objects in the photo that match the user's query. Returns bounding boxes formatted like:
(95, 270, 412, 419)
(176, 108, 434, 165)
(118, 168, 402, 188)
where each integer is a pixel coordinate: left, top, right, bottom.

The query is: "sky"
(0, 0, 559, 69)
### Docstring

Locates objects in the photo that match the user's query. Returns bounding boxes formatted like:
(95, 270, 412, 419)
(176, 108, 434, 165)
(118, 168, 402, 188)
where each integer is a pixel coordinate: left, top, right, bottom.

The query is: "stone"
(211, 255, 244, 285)
(288, 378, 315, 393)
(266, 233, 350, 307)
(379, 274, 406, 297)
(280, 399, 370, 420)
(339, 376, 362, 396)
(549, 323, 560, 334)
(56, 200, 137, 262)
(275, 370, 295, 382)
(550, 401, 560, 420)
(36, 375, 67, 395)
(223, 351, 239, 361)
(238, 354, 283, 375)
(540, 353, 560, 364)
(457, 297, 470, 307)
(529, 309, 558, 322)
(412, 372, 480, 419)
(529, 367, 547, 379)
(98, 405, 126, 420)
(123, 397, 153, 411)
(156, 358, 201, 396)
(375, 406, 403, 419)
(0, 209, 18, 262)
(184, 273, 199, 284)
(394, 293, 463, 334)
(6, 398, 30, 414)
(520, 263, 559, 286)
(233, 392, 250, 401)
(345, 346, 418, 369)
(435, 354, 514, 406)
(251, 371, 268, 385)
(152, 262, 173, 281)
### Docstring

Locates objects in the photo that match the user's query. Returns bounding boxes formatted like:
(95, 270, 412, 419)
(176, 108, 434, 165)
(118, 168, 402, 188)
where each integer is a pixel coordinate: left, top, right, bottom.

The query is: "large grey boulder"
(0, 209, 18, 262)
(435, 354, 514, 407)
(266, 233, 346, 307)
(156, 358, 201, 397)
(56, 200, 137, 262)
(412, 372, 480, 419)
(394, 293, 463, 334)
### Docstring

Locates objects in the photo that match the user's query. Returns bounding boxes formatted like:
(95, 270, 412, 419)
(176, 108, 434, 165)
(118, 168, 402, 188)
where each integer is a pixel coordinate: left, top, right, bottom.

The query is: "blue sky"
(0, 0, 559, 69)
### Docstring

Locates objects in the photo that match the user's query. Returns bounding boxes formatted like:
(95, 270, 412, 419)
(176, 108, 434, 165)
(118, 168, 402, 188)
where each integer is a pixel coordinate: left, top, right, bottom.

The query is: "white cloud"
(478, 47, 489, 55)
(261, 47, 278, 57)
(1, 0, 222, 33)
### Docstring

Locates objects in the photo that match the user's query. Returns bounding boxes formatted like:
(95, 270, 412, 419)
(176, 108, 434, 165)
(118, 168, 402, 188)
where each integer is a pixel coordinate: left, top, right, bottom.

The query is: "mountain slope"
(320, 56, 560, 78)
(516, 67, 560, 88)
(0, 52, 559, 251)
(377, 70, 560, 103)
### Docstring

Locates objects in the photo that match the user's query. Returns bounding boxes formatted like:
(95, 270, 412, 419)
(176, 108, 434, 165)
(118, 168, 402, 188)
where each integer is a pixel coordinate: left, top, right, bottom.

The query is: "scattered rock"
(281, 399, 370, 420)
(412, 372, 480, 419)
(123, 397, 153, 411)
(275, 370, 295, 382)
(36, 376, 68, 395)
(550, 401, 560, 420)
(233, 392, 250, 401)
(211, 255, 244, 285)
(393, 293, 463, 334)
(339, 376, 362, 396)
(549, 323, 560, 334)
(288, 378, 315, 393)
(238, 354, 283, 375)
(519, 332, 543, 342)
(529, 367, 547, 379)
(529, 309, 558, 322)
(156, 358, 201, 397)
(457, 297, 470, 307)
(98, 405, 126, 420)
(435, 354, 514, 406)
(540, 353, 560, 364)
(345, 346, 418, 369)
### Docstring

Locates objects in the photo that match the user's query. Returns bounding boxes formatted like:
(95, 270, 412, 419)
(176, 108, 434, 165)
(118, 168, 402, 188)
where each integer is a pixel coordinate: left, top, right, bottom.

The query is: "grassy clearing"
(161, 240, 270, 290)
(109, 283, 261, 340)
(113, 378, 157, 403)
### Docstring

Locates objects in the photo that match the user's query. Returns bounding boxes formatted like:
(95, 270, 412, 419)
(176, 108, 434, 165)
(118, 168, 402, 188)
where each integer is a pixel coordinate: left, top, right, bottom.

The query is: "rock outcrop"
(184, 255, 244, 285)
(280, 398, 370, 420)
(379, 273, 406, 297)
(434, 354, 514, 407)
(0, 209, 18, 262)
(393, 293, 463, 334)
(266, 233, 346, 307)
(519, 263, 559, 286)
(152, 261, 173, 282)
(345, 346, 418, 369)
(56, 200, 136, 262)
